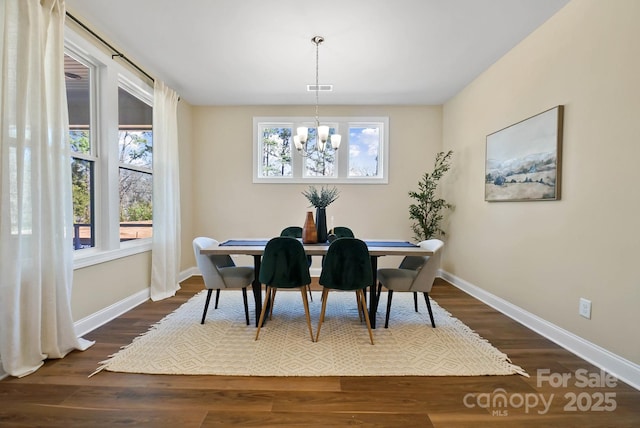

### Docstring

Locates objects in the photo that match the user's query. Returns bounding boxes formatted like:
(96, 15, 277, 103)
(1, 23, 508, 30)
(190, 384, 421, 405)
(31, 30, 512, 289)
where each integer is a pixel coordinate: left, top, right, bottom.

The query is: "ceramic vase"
(315, 207, 328, 243)
(302, 211, 318, 243)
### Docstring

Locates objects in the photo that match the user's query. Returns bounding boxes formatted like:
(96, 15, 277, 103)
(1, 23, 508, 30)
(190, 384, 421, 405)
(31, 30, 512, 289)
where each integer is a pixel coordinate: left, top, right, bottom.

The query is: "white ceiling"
(65, 0, 569, 106)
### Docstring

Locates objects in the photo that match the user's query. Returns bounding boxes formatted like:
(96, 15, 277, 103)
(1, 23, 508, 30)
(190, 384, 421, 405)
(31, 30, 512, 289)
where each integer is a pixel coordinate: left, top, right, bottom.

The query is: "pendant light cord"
(315, 38, 320, 128)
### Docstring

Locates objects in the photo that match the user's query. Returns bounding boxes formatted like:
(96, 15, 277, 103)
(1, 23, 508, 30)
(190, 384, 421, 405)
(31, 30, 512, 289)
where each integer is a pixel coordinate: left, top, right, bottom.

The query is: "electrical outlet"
(579, 298, 592, 319)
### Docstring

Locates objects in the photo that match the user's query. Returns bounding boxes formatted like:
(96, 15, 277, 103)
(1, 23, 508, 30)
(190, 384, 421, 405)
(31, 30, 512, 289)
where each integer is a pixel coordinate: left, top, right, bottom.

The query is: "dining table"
(199, 239, 434, 329)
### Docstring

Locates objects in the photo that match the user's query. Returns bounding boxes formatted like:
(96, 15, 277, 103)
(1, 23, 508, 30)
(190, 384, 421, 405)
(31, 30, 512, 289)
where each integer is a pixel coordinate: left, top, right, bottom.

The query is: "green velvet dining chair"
(279, 226, 303, 238)
(316, 237, 374, 345)
(324, 226, 355, 269)
(279, 226, 314, 301)
(329, 226, 355, 238)
(255, 237, 315, 342)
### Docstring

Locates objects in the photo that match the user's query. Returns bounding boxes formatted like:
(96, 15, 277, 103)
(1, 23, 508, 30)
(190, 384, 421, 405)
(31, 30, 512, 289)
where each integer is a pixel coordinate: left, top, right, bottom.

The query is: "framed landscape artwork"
(485, 105, 564, 202)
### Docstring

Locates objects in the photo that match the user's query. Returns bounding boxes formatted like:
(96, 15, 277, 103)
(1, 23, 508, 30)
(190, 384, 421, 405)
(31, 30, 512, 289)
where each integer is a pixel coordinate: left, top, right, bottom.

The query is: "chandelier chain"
(315, 38, 320, 127)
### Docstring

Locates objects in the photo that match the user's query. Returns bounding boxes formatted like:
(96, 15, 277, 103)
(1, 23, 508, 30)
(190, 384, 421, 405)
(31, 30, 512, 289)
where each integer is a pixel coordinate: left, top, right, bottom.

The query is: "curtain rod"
(65, 12, 155, 83)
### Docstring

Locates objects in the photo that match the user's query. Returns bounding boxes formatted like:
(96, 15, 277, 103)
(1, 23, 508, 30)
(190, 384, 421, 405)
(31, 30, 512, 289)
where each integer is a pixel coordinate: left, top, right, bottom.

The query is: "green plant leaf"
(408, 150, 453, 241)
(302, 185, 340, 208)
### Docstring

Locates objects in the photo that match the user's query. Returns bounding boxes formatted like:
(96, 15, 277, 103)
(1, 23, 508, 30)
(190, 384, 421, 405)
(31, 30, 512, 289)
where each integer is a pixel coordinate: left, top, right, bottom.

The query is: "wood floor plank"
(60, 386, 275, 412)
(0, 403, 207, 428)
(201, 410, 434, 427)
(1, 277, 639, 427)
(0, 383, 78, 405)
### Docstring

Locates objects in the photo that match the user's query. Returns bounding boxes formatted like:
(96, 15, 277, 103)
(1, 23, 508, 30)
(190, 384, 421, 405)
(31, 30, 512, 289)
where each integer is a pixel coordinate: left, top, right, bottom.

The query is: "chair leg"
(315, 288, 330, 342)
(356, 292, 363, 322)
(255, 287, 271, 340)
(214, 289, 221, 309)
(358, 289, 374, 345)
(201, 289, 213, 324)
(307, 284, 313, 302)
(423, 292, 436, 328)
(385, 290, 394, 328)
(413, 291, 418, 312)
(269, 288, 277, 320)
(242, 287, 250, 325)
(375, 282, 383, 313)
(300, 287, 315, 342)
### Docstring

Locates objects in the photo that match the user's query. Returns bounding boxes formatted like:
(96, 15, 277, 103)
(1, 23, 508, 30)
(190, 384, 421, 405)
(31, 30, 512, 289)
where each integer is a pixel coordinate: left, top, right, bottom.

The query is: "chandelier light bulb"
(296, 127, 308, 143)
(330, 134, 341, 149)
(317, 125, 329, 143)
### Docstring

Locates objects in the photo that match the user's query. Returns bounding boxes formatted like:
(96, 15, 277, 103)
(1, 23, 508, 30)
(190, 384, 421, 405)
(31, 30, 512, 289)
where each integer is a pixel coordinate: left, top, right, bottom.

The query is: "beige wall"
(72, 252, 151, 320)
(190, 105, 442, 269)
(442, 0, 639, 363)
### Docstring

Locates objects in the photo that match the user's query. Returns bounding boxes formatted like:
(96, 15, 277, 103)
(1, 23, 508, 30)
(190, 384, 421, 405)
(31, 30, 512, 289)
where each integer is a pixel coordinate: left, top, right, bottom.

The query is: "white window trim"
(253, 116, 389, 184)
(65, 25, 154, 270)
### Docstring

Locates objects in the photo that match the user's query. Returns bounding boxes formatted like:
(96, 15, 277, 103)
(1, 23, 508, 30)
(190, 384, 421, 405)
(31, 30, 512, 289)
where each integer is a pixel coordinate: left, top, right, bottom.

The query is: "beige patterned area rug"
(93, 290, 528, 377)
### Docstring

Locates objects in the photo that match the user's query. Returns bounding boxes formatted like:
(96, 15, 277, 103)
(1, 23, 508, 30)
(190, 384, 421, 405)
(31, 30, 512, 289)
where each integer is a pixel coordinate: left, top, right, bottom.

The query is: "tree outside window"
(118, 86, 153, 242)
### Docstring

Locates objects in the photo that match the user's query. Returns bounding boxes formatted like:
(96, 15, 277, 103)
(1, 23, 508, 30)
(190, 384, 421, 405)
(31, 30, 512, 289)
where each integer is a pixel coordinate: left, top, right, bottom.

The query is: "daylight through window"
(254, 117, 388, 184)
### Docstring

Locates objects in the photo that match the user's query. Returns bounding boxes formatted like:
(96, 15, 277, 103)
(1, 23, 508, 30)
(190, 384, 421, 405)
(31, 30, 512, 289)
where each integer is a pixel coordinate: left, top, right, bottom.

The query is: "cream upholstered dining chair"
(376, 239, 444, 328)
(192, 237, 254, 325)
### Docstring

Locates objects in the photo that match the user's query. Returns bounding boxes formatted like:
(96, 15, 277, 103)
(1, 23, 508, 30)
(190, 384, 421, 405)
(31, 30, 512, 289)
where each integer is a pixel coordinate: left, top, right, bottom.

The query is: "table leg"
(369, 256, 378, 329)
(252, 255, 262, 327)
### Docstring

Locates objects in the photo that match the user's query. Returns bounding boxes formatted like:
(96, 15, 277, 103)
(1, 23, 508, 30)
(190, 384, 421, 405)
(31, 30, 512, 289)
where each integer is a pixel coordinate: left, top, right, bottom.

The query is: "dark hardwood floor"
(1, 277, 638, 427)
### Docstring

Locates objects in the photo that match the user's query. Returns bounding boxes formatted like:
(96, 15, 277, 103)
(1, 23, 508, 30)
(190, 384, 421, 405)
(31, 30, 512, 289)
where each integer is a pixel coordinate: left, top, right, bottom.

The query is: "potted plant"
(302, 185, 340, 243)
(409, 151, 453, 241)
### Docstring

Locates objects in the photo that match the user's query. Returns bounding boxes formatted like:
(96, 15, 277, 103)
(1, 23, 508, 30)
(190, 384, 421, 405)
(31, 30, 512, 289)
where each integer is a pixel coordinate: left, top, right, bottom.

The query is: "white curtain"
(0, 0, 93, 377)
(150, 80, 181, 301)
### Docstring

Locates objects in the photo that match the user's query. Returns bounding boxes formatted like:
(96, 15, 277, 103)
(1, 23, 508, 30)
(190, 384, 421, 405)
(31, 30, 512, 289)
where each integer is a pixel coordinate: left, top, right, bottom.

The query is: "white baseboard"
(74, 288, 150, 337)
(74, 267, 198, 337)
(440, 270, 640, 391)
(179, 266, 199, 282)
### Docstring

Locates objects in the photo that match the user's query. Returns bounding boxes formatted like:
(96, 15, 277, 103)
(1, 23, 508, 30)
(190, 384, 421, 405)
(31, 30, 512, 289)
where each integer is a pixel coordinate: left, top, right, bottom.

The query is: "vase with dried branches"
(302, 185, 340, 243)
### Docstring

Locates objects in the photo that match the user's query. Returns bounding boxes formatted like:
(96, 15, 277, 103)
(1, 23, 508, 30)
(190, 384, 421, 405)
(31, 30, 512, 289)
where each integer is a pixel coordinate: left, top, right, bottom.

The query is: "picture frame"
(485, 105, 564, 202)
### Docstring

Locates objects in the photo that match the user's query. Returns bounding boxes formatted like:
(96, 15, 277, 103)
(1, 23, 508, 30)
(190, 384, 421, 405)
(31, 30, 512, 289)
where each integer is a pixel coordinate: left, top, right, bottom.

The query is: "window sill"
(73, 239, 152, 270)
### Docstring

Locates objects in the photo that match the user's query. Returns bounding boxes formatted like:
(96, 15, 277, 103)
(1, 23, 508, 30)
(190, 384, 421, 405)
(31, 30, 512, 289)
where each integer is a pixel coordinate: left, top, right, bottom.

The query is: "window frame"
(253, 116, 389, 184)
(65, 25, 154, 270)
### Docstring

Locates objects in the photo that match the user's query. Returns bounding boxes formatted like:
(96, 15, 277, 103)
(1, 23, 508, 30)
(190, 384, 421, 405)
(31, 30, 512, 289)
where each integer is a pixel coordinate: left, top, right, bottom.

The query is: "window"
(258, 124, 293, 177)
(65, 27, 153, 268)
(65, 53, 95, 250)
(118, 85, 153, 242)
(253, 117, 388, 184)
(348, 125, 382, 177)
(302, 123, 339, 179)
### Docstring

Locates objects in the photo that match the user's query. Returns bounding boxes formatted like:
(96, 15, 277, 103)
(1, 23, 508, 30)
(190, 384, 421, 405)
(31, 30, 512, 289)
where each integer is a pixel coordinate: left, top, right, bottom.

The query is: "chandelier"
(293, 36, 341, 157)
